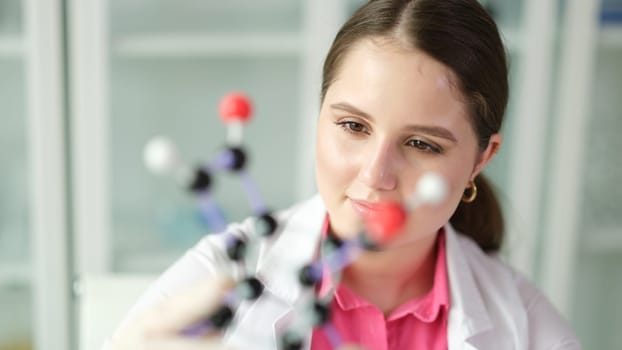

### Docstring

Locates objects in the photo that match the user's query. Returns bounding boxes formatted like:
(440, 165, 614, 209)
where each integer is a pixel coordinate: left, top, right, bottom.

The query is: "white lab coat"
(110, 195, 581, 350)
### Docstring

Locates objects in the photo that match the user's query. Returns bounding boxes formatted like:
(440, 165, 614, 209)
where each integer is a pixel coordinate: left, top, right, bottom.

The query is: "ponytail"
(450, 174, 504, 253)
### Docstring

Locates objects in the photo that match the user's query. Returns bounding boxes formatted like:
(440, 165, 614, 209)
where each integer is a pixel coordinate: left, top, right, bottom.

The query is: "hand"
(109, 275, 235, 350)
(107, 274, 367, 350)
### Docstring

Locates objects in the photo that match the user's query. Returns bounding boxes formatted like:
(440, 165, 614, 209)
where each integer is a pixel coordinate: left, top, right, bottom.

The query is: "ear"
(470, 133, 502, 180)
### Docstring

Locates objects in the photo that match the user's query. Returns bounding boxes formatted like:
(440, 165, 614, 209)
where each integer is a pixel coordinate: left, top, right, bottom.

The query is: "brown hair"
(320, 0, 508, 252)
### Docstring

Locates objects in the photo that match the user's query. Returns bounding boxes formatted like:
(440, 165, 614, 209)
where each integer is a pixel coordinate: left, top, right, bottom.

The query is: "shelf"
(113, 32, 302, 58)
(0, 263, 30, 288)
(114, 28, 524, 58)
(0, 36, 23, 58)
(599, 24, 622, 49)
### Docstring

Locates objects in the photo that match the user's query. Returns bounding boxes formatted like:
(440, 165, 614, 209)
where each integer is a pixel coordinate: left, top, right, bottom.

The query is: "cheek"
(426, 153, 478, 225)
(315, 123, 361, 236)
(447, 152, 477, 191)
(397, 177, 463, 244)
(315, 121, 350, 197)
(430, 161, 472, 216)
(400, 154, 474, 235)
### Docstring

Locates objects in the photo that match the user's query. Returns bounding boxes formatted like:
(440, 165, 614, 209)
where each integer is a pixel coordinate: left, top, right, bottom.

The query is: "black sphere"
(298, 264, 322, 287)
(325, 233, 344, 250)
(312, 301, 330, 326)
(241, 276, 264, 300)
(209, 304, 234, 329)
(226, 237, 247, 261)
(256, 212, 278, 237)
(280, 330, 303, 350)
(358, 232, 380, 251)
(188, 168, 211, 193)
(226, 146, 247, 172)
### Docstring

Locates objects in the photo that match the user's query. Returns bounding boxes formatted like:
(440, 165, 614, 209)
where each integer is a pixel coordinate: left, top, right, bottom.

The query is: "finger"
(143, 275, 235, 335)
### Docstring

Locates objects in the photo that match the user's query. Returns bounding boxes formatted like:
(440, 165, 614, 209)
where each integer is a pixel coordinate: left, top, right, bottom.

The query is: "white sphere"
(416, 172, 447, 205)
(143, 136, 179, 175)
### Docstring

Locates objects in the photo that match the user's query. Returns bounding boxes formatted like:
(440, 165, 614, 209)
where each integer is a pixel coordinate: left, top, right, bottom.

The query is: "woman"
(108, 0, 580, 349)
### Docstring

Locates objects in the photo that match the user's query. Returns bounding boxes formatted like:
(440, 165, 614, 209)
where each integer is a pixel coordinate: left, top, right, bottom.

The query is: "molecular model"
(143, 92, 448, 350)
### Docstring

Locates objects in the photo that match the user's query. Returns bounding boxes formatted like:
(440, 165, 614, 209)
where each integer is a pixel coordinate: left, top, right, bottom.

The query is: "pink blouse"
(310, 222, 449, 350)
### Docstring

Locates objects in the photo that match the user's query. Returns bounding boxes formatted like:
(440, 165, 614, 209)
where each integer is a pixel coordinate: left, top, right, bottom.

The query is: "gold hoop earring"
(462, 180, 477, 203)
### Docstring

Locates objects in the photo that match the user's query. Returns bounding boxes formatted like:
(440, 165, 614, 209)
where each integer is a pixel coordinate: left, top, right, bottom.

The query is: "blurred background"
(0, 0, 620, 349)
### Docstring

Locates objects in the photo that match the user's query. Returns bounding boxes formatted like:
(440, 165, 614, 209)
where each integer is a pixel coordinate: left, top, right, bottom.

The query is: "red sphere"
(363, 202, 406, 245)
(219, 92, 253, 124)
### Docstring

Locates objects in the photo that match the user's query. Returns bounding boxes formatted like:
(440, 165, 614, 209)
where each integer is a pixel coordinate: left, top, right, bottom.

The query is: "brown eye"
(406, 139, 442, 154)
(335, 121, 369, 134)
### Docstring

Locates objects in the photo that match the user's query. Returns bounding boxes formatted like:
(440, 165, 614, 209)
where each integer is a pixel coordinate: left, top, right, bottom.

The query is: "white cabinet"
(540, 1, 622, 348)
(0, 2, 30, 348)
(0, 0, 70, 349)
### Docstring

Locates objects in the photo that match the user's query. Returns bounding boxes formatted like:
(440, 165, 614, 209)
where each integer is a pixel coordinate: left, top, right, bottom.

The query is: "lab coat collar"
(256, 195, 326, 306)
(444, 224, 494, 348)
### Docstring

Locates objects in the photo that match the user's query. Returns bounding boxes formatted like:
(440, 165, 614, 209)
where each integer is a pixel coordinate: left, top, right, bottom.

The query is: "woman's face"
(315, 39, 500, 246)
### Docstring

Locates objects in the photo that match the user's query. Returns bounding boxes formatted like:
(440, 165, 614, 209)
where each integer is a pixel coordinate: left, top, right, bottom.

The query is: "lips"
(349, 198, 407, 244)
(349, 199, 385, 219)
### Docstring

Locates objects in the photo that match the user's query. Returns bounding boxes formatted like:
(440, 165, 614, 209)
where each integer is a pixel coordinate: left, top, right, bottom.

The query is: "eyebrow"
(330, 102, 458, 143)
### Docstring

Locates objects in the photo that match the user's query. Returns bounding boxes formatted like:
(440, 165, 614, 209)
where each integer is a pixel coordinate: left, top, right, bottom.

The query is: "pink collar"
(316, 214, 449, 322)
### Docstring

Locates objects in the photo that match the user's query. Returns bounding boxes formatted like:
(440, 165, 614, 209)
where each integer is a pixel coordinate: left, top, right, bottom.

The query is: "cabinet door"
(575, 3, 622, 348)
(109, 0, 307, 273)
(1, 0, 70, 349)
(472, 0, 561, 277)
(541, 0, 622, 348)
(70, 0, 349, 274)
(0, 1, 32, 347)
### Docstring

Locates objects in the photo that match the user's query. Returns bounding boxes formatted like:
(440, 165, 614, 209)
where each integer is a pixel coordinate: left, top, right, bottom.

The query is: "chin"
(328, 213, 361, 240)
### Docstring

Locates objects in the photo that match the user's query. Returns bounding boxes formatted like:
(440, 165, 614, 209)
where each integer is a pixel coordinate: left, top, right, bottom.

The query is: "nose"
(358, 140, 398, 191)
